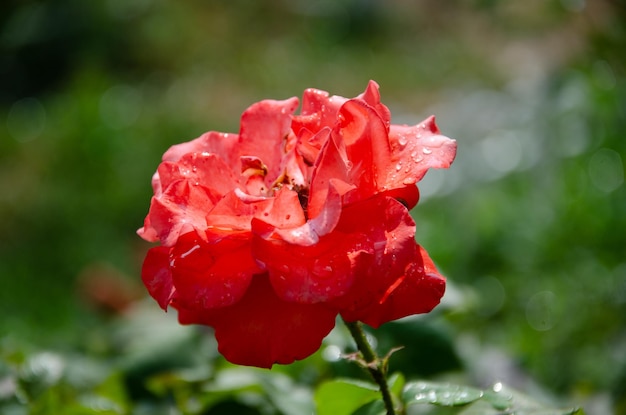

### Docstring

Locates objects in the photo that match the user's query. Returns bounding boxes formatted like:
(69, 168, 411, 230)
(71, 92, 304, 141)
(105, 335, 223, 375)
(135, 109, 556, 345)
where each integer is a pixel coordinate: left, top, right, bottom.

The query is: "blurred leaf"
(402, 381, 483, 407)
(351, 398, 386, 415)
(475, 383, 584, 415)
(315, 378, 379, 415)
(388, 372, 405, 397)
(201, 367, 314, 415)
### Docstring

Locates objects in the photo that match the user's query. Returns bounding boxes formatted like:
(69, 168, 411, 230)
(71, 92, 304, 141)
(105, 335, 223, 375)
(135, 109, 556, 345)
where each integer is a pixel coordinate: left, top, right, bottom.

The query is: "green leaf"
(315, 378, 379, 415)
(472, 383, 584, 415)
(351, 399, 386, 415)
(201, 368, 314, 415)
(402, 381, 484, 407)
(387, 372, 405, 397)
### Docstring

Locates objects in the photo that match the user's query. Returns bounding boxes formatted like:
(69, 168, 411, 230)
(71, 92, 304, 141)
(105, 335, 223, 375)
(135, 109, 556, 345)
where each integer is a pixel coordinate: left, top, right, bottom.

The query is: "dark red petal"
(141, 246, 175, 310)
(253, 229, 372, 304)
(352, 245, 446, 328)
(177, 276, 337, 368)
(169, 230, 260, 310)
(239, 98, 300, 185)
(332, 196, 419, 319)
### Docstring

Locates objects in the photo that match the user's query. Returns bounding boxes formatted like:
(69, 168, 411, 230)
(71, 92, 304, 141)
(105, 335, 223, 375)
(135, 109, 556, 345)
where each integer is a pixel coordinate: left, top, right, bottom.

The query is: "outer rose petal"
(170, 230, 261, 310)
(157, 152, 239, 197)
(163, 131, 240, 168)
(141, 180, 218, 246)
(141, 246, 175, 310)
(332, 196, 426, 320)
(353, 245, 446, 328)
(386, 117, 457, 206)
(177, 276, 337, 368)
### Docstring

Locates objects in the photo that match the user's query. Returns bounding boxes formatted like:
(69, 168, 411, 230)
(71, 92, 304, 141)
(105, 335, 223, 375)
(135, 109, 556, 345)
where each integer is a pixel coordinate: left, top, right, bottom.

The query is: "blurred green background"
(1, 0, 625, 414)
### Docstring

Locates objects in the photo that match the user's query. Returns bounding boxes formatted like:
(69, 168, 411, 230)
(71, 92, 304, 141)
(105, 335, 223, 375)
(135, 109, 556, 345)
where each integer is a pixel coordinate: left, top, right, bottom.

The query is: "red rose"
(138, 81, 456, 368)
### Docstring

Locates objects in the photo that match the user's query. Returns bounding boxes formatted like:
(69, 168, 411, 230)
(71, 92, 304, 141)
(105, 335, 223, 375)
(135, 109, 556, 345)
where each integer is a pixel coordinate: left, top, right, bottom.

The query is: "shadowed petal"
(254, 229, 372, 304)
(169, 231, 260, 310)
(141, 246, 175, 310)
(332, 195, 428, 321)
(177, 276, 337, 368)
(352, 245, 446, 328)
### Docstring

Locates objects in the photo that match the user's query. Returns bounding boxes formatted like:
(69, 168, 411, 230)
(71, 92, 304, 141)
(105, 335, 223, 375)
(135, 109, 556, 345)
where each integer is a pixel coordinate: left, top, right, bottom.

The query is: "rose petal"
(158, 152, 239, 196)
(332, 195, 421, 319)
(254, 228, 372, 303)
(351, 245, 446, 328)
(239, 97, 300, 185)
(334, 99, 391, 205)
(169, 230, 260, 310)
(207, 187, 305, 232)
(384, 117, 457, 208)
(141, 246, 175, 310)
(255, 179, 352, 246)
(162, 131, 241, 170)
(177, 276, 337, 368)
(308, 129, 351, 219)
(142, 180, 219, 246)
(291, 88, 347, 135)
(357, 80, 391, 131)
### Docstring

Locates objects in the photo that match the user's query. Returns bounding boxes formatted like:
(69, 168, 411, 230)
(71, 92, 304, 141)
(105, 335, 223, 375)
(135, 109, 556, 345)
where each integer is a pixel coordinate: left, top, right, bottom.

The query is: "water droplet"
(422, 148, 432, 155)
(395, 162, 402, 171)
(410, 150, 423, 163)
(398, 135, 408, 147)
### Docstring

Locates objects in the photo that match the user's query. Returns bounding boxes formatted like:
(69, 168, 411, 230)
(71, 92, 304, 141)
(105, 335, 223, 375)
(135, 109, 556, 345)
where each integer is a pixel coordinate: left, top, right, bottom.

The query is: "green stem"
(343, 320, 397, 415)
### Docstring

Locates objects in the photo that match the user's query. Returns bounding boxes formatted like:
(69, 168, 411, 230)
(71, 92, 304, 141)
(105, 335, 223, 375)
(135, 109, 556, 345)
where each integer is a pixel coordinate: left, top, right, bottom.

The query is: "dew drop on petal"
(411, 150, 423, 163)
(422, 148, 432, 155)
(398, 135, 408, 147)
